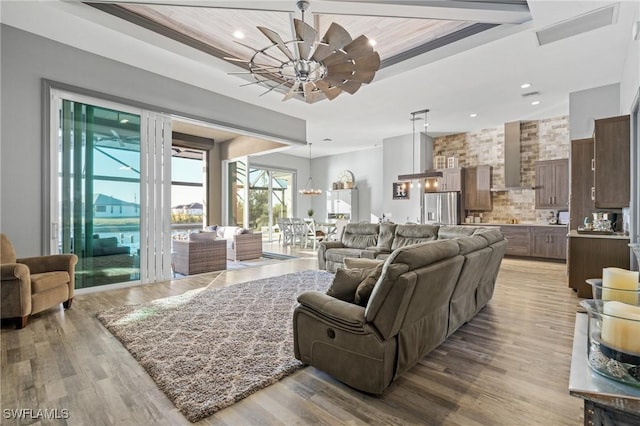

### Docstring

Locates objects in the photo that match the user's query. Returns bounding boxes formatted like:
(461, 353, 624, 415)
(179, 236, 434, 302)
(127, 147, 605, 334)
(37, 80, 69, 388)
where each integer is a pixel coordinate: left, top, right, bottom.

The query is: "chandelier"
(299, 142, 322, 195)
(228, 0, 380, 103)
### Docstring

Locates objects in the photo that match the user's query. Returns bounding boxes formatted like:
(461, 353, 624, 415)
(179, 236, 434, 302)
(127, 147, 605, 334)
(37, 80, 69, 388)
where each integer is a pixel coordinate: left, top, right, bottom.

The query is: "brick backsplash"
(433, 116, 569, 223)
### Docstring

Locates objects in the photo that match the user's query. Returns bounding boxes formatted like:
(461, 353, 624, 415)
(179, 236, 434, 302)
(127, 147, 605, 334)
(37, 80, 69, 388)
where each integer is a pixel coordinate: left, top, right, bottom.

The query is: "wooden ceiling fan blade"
(283, 82, 301, 101)
(353, 70, 376, 84)
(352, 52, 381, 72)
(337, 80, 362, 95)
(344, 35, 373, 59)
(322, 23, 352, 49)
(315, 79, 342, 101)
(321, 51, 349, 68)
(325, 68, 354, 81)
(257, 26, 295, 60)
(294, 18, 317, 60)
(313, 23, 352, 62)
(327, 63, 355, 74)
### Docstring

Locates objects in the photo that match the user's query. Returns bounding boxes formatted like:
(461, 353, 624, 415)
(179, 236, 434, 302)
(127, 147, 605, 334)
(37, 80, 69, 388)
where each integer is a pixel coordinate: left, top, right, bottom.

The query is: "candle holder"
(581, 280, 640, 387)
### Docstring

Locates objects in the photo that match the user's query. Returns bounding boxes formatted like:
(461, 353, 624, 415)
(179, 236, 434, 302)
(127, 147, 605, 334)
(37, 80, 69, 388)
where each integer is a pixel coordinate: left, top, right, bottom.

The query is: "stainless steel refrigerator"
(423, 192, 461, 225)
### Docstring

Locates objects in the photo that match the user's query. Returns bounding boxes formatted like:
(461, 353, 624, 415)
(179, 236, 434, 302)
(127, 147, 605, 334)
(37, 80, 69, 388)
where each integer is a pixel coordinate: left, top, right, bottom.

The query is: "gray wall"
(0, 25, 305, 255)
(620, 3, 639, 114)
(569, 83, 620, 140)
(382, 133, 423, 223)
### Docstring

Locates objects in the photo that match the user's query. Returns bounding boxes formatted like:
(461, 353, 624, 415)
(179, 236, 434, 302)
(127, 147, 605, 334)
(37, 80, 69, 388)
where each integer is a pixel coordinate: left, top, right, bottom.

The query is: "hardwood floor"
(1, 246, 585, 425)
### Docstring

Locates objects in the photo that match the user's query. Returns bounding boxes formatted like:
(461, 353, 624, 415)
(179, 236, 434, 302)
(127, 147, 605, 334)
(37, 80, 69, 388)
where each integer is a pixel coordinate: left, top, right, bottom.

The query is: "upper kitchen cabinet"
(464, 165, 492, 211)
(428, 168, 463, 192)
(570, 138, 594, 230)
(593, 115, 630, 208)
(535, 159, 568, 209)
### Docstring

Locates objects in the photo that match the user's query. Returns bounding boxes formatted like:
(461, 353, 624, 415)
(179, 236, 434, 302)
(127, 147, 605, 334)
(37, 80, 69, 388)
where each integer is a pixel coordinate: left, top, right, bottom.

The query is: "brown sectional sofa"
(318, 222, 485, 271)
(295, 226, 506, 394)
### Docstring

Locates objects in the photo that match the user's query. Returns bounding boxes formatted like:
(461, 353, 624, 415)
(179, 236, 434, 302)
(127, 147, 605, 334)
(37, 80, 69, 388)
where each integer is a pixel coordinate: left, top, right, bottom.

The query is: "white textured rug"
(96, 270, 333, 422)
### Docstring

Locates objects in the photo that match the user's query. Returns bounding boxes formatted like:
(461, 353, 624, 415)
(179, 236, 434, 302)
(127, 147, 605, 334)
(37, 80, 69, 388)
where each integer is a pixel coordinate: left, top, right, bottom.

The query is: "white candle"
(602, 267, 639, 305)
(601, 301, 640, 355)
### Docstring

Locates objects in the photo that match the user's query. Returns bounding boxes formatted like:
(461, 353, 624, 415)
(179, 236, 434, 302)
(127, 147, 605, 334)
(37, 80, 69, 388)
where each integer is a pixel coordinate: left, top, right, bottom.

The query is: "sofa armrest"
(1, 263, 32, 318)
(18, 254, 78, 275)
(318, 241, 345, 270)
(1, 263, 30, 281)
(297, 291, 366, 330)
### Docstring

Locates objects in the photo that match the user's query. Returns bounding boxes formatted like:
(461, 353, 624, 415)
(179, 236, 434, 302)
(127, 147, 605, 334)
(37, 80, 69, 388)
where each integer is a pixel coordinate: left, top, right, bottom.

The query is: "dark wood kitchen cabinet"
(570, 138, 594, 230)
(530, 226, 567, 259)
(593, 115, 630, 208)
(568, 234, 630, 298)
(435, 168, 462, 192)
(500, 226, 531, 257)
(464, 165, 492, 210)
(535, 159, 569, 209)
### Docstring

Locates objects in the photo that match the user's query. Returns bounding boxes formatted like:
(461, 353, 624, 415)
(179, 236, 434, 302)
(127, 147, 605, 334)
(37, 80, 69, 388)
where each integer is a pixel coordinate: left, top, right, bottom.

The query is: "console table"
(569, 313, 640, 425)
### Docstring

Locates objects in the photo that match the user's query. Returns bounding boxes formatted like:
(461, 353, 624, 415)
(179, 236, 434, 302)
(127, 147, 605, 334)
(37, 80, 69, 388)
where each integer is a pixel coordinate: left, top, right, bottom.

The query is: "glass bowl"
(581, 279, 640, 387)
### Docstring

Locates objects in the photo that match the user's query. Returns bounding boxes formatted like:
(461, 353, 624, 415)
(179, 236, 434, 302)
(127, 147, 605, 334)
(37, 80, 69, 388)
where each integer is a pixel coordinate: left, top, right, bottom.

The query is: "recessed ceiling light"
(469, 113, 478, 118)
(521, 83, 531, 89)
(322, 138, 332, 142)
(368, 39, 377, 47)
(233, 30, 245, 39)
(531, 100, 541, 105)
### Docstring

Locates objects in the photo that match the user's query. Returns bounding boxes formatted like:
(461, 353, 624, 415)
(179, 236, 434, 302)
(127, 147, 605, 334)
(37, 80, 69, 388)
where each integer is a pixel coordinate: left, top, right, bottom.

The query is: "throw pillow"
(327, 267, 370, 303)
(354, 262, 384, 307)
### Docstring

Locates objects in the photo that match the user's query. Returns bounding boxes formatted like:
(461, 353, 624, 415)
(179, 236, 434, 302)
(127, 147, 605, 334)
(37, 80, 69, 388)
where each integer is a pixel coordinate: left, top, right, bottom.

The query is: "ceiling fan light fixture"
(228, 0, 380, 103)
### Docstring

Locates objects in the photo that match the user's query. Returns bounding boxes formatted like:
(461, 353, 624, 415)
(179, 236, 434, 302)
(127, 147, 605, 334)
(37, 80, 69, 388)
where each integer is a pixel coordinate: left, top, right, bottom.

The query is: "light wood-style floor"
(1, 243, 585, 425)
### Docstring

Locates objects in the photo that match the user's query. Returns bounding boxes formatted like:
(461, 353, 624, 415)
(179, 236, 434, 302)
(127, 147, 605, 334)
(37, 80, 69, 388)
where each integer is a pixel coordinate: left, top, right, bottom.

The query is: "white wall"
(0, 25, 305, 255)
(620, 2, 640, 114)
(309, 148, 384, 223)
(569, 83, 620, 140)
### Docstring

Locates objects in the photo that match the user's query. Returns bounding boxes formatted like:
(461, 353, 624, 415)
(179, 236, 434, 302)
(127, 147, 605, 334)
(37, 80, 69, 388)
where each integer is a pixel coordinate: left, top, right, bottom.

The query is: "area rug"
(96, 270, 333, 422)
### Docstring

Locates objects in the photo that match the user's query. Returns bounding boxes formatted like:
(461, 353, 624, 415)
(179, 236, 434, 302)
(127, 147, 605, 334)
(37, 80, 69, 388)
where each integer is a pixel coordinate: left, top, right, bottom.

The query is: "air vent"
(536, 3, 618, 46)
(521, 91, 540, 98)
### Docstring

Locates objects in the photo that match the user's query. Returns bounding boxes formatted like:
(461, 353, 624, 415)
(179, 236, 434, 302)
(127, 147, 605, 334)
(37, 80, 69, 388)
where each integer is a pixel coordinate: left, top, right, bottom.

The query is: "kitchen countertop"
(568, 229, 630, 240)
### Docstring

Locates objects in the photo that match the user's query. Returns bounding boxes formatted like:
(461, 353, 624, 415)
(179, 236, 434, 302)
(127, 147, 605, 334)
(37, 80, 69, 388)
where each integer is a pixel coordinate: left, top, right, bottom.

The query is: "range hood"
(490, 121, 532, 192)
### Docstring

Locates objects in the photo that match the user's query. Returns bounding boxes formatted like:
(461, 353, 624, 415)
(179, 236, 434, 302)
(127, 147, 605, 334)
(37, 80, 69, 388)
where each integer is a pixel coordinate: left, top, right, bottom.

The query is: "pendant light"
(398, 108, 441, 183)
(299, 142, 322, 195)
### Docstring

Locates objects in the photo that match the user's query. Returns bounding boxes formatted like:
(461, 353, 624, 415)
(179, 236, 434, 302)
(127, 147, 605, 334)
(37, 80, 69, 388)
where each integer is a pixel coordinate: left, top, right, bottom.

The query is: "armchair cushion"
(31, 271, 71, 293)
(327, 267, 369, 303)
(297, 291, 366, 329)
(354, 262, 384, 306)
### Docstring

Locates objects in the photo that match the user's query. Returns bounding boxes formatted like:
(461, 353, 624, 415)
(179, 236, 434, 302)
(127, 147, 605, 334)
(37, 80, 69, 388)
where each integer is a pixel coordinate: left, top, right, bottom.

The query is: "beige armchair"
(1, 233, 78, 329)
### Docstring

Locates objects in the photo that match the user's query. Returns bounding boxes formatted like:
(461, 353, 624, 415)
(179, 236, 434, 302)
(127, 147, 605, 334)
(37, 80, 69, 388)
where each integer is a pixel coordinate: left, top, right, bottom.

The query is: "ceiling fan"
(226, 0, 380, 103)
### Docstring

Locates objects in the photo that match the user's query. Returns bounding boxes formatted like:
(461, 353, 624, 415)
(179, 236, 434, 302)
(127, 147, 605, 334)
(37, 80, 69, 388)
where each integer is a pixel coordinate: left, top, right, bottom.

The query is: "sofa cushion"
(189, 232, 217, 241)
(354, 262, 384, 307)
(475, 228, 504, 244)
(341, 223, 380, 249)
(456, 235, 488, 255)
(376, 223, 397, 250)
(31, 271, 70, 293)
(391, 224, 439, 250)
(327, 267, 371, 303)
(437, 225, 476, 240)
(325, 248, 366, 264)
(388, 239, 460, 271)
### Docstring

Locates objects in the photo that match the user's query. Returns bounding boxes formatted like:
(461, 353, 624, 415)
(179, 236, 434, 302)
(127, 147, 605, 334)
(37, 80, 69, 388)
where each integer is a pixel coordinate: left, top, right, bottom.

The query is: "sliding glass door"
(224, 160, 294, 241)
(50, 90, 172, 289)
(248, 167, 294, 241)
